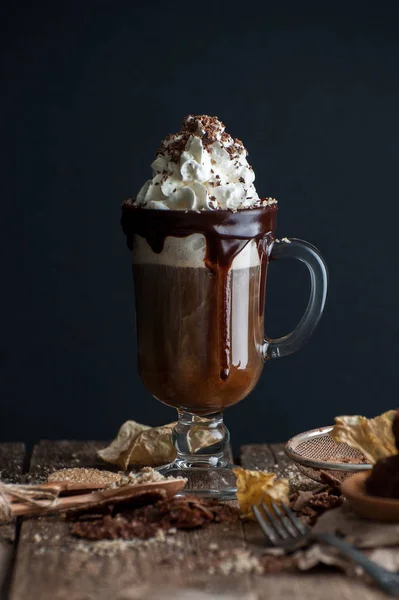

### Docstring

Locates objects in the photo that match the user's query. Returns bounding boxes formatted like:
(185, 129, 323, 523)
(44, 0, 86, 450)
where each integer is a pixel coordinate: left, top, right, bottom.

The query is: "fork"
(252, 501, 399, 596)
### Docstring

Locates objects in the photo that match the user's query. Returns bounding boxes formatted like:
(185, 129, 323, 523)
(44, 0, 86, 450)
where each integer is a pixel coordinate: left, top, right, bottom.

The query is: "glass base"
(156, 410, 237, 500)
(157, 460, 237, 500)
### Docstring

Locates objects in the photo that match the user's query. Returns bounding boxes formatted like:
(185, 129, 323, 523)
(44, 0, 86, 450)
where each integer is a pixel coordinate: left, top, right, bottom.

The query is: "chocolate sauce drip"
(121, 201, 278, 381)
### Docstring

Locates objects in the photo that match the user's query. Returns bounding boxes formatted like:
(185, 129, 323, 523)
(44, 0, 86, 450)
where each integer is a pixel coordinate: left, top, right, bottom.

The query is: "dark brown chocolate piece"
(365, 454, 399, 499)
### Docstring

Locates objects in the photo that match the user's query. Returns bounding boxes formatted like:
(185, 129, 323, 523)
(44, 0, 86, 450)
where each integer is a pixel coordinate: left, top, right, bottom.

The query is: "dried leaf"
(233, 467, 289, 520)
(331, 411, 397, 464)
(99, 419, 227, 470)
(98, 420, 151, 469)
(126, 423, 177, 467)
(187, 424, 225, 454)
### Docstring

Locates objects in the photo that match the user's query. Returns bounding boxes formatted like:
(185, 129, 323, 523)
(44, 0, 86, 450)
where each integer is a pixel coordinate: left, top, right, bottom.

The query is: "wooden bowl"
(341, 472, 399, 522)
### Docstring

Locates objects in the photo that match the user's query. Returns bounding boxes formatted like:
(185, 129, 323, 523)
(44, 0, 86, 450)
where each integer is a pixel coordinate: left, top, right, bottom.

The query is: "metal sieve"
(285, 426, 372, 484)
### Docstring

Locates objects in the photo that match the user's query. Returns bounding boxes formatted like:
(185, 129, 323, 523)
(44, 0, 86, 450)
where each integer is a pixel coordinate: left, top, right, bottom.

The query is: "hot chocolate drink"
(121, 114, 327, 498)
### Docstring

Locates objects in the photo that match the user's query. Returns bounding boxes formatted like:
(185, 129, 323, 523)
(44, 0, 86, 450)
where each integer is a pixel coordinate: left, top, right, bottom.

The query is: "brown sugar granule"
(50, 466, 170, 488)
(48, 468, 123, 487)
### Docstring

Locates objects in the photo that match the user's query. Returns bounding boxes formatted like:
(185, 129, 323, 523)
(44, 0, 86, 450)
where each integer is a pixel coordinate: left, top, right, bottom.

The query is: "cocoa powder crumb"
(324, 455, 368, 464)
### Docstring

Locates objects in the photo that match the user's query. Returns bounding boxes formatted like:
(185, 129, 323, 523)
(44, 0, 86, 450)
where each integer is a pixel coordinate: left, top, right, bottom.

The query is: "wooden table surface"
(0, 441, 388, 600)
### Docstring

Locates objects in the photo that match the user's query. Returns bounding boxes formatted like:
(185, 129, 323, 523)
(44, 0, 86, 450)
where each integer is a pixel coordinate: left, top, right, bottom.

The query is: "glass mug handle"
(264, 238, 328, 360)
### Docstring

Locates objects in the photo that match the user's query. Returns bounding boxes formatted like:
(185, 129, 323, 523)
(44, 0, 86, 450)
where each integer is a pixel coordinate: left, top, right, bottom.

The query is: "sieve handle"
(263, 238, 328, 360)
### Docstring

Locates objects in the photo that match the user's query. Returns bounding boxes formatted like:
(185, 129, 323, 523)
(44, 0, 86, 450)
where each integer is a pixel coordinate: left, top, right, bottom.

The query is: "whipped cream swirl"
(136, 115, 274, 211)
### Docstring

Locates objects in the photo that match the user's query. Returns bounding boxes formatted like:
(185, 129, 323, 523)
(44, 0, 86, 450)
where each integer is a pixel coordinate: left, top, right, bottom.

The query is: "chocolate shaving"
(319, 471, 342, 489)
(289, 483, 343, 526)
(156, 115, 244, 164)
(71, 495, 239, 541)
(128, 495, 238, 529)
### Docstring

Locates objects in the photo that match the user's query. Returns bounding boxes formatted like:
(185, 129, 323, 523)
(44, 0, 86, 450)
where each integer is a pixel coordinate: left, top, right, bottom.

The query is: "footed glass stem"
(157, 411, 237, 500)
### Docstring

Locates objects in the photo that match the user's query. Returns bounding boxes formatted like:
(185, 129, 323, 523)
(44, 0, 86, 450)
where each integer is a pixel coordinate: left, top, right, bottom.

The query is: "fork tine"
(261, 502, 289, 540)
(281, 502, 309, 536)
(252, 505, 279, 545)
(271, 502, 297, 538)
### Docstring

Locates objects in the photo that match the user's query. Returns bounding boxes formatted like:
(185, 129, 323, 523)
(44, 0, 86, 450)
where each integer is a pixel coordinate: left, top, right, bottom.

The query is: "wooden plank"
(0, 443, 26, 598)
(240, 443, 387, 600)
(10, 441, 252, 600)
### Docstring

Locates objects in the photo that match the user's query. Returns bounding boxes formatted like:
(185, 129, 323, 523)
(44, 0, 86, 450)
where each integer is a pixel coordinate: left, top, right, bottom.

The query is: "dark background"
(2, 1, 398, 450)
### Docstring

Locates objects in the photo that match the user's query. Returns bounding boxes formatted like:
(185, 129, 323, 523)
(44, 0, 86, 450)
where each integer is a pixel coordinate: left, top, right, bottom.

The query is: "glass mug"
(121, 202, 328, 499)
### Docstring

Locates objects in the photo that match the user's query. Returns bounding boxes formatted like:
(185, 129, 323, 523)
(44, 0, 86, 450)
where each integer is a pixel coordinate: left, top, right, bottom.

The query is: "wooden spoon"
(7, 481, 108, 502)
(10, 479, 187, 518)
